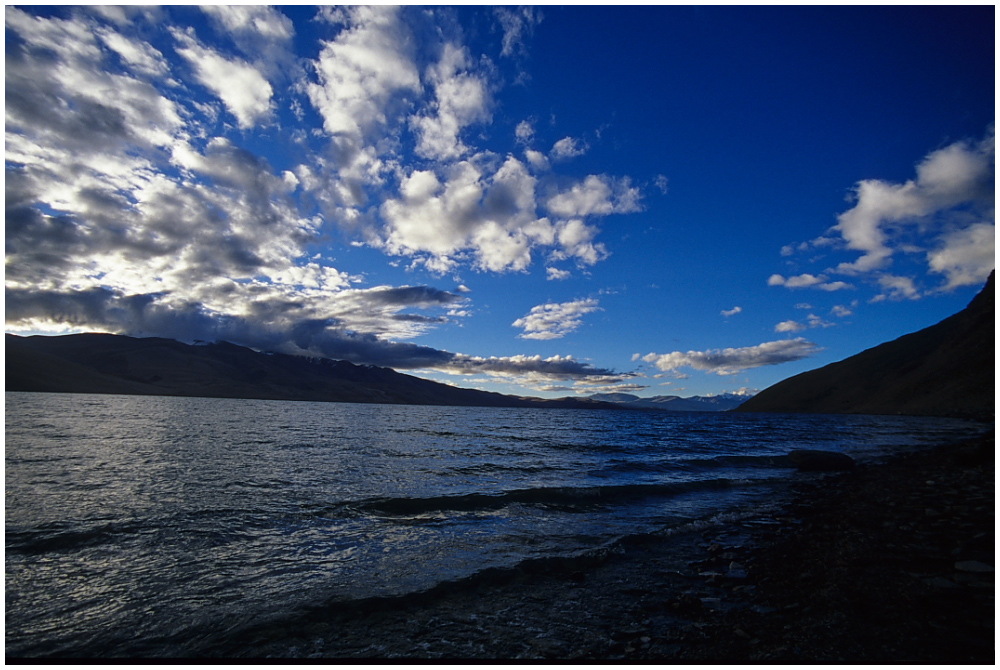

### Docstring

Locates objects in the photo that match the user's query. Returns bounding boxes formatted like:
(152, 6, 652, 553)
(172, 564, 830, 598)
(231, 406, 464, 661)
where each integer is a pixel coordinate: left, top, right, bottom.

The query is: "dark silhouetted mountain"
(735, 271, 994, 420)
(589, 392, 752, 412)
(5, 333, 616, 410)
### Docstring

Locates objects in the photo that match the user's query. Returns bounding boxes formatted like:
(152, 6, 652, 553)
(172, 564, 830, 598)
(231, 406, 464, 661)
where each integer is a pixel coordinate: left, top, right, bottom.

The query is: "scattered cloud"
(768, 273, 853, 291)
(927, 221, 995, 290)
(4, 7, 652, 394)
(829, 130, 994, 276)
(780, 129, 995, 298)
(721, 306, 742, 318)
(525, 149, 550, 171)
(515, 119, 535, 144)
(654, 174, 669, 194)
(409, 42, 492, 161)
(831, 304, 853, 317)
(494, 7, 542, 59)
(870, 274, 920, 302)
(512, 298, 601, 340)
(545, 175, 643, 218)
(638, 338, 822, 376)
(550, 136, 588, 161)
(807, 313, 834, 328)
(775, 320, 805, 333)
(172, 27, 275, 129)
(546, 267, 572, 281)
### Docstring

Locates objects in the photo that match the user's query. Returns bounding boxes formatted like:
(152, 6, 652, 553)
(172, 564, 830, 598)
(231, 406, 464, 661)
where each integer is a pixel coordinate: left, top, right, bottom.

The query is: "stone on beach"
(787, 449, 856, 471)
(954, 560, 993, 573)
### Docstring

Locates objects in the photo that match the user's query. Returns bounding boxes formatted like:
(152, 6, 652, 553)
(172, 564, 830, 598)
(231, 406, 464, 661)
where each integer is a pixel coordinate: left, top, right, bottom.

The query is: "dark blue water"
(4, 392, 983, 657)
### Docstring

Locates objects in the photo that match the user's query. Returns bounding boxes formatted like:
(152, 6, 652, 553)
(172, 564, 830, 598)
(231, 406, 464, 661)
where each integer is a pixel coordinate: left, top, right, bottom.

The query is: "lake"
(4, 391, 983, 657)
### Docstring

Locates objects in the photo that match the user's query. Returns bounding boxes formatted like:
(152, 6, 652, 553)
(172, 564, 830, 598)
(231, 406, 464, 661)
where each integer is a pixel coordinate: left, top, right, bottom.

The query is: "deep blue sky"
(5, 5, 995, 398)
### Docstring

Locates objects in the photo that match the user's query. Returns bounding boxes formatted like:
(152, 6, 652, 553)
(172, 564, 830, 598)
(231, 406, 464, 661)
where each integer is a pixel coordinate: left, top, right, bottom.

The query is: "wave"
(5, 519, 147, 555)
(344, 478, 744, 517)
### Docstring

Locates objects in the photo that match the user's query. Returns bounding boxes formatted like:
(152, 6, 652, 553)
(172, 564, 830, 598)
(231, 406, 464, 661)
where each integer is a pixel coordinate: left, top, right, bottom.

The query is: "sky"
(5, 5, 995, 399)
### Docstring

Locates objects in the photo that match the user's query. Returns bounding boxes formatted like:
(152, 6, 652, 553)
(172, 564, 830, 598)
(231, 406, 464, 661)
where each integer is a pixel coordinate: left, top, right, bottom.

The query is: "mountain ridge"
(588, 392, 752, 412)
(734, 271, 994, 420)
(4, 333, 616, 410)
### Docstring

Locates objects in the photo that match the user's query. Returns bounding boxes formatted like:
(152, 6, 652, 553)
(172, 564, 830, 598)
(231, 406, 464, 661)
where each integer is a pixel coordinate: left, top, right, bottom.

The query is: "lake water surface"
(5, 392, 983, 657)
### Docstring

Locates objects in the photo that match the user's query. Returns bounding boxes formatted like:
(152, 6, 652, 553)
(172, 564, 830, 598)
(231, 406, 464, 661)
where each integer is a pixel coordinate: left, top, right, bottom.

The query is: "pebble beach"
(197, 430, 993, 662)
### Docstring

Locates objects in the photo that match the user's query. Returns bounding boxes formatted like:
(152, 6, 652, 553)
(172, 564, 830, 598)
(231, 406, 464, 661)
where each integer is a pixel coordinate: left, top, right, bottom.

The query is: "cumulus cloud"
(410, 42, 492, 161)
(305, 6, 420, 142)
(768, 273, 854, 291)
(775, 313, 833, 332)
(546, 267, 571, 281)
(775, 320, 805, 333)
(512, 298, 601, 340)
(515, 119, 535, 144)
(927, 221, 995, 290)
(172, 27, 274, 129)
(830, 132, 994, 276)
(638, 338, 822, 376)
(379, 157, 551, 273)
(525, 149, 550, 171)
(721, 306, 742, 318)
(545, 175, 643, 218)
(870, 274, 921, 302)
(550, 136, 588, 161)
(5, 7, 649, 393)
(775, 130, 995, 299)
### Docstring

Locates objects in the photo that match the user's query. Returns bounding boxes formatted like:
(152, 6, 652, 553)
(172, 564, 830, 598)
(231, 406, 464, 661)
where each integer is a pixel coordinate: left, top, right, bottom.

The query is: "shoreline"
(196, 430, 993, 662)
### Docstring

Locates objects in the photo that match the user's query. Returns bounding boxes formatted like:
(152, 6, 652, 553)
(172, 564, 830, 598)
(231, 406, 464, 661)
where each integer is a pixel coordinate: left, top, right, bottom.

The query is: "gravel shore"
(211, 430, 993, 662)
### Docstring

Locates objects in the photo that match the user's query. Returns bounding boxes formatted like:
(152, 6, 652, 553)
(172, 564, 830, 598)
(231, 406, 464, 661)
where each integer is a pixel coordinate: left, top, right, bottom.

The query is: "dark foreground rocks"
(677, 431, 994, 662)
(216, 432, 993, 662)
(788, 448, 856, 471)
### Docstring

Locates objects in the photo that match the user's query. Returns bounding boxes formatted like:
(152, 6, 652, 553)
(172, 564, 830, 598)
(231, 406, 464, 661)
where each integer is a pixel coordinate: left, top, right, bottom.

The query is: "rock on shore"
(201, 432, 992, 662)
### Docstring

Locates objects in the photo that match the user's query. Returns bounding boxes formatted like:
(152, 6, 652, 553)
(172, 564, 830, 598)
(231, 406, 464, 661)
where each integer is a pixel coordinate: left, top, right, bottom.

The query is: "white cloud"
(775, 320, 805, 333)
(305, 6, 420, 142)
(550, 136, 588, 161)
(551, 219, 608, 266)
(545, 175, 643, 218)
(871, 274, 920, 302)
(5, 7, 650, 384)
(513, 298, 601, 340)
(202, 5, 293, 43)
(515, 119, 535, 144)
(546, 267, 571, 281)
(721, 306, 742, 318)
(525, 149, 550, 171)
(927, 221, 995, 290)
(172, 28, 274, 129)
(410, 42, 492, 161)
(831, 304, 853, 317)
(96, 27, 170, 78)
(654, 174, 670, 194)
(768, 273, 853, 291)
(807, 313, 834, 328)
(827, 130, 994, 277)
(494, 7, 542, 59)
(639, 338, 822, 376)
(378, 156, 559, 273)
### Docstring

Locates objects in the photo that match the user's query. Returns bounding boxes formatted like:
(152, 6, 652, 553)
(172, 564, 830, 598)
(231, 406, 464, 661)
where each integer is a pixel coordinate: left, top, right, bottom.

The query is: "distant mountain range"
(5, 333, 615, 410)
(5, 330, 757, 412)
(8, 271, 992, 418)
(736, 271, 994, 420)
(587, 392, 752, 412)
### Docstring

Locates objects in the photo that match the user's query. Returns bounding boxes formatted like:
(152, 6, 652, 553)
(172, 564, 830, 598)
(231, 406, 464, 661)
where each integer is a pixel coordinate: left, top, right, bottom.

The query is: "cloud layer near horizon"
(636, 338, 823, 376)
